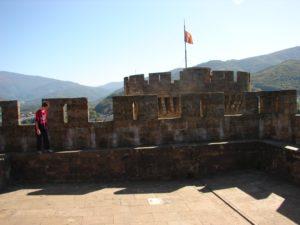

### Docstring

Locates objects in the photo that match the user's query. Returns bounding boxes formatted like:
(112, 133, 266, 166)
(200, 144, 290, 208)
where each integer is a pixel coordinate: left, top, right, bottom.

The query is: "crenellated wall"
(1, 66, 300, 187)
(0, 101, 20, 127)
(0, 89, 298, 153)
(124, 67, 251, 96)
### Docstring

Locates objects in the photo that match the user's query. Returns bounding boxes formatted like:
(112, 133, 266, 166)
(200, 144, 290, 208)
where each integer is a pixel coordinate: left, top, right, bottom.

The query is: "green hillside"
(253, 60, 300, 91)
(95, 88, 124, 116)
(171, 46, 300, 79)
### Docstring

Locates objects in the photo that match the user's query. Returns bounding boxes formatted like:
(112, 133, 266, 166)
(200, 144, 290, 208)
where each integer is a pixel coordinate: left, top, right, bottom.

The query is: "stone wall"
(0, 90, 298, 152)
(113, 95, 158, 121)
(8, 141, 300, 184)
(8, 141, 266, 182)
(0, 154, 10, 191)
(259, 141, 300, 185)
(124, 67, 251, 96)
(124, 67, 252, 117)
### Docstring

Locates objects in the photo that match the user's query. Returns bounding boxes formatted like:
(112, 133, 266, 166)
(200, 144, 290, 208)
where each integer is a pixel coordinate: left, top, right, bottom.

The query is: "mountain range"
(199, 46, 300, 73)
(171, 46, 300, 79)
(0, 72, 120, 106)
(1, 46, 300, 113)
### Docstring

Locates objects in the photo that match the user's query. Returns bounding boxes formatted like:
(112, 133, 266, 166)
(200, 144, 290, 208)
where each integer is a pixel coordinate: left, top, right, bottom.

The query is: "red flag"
(184, 30, 193, 44)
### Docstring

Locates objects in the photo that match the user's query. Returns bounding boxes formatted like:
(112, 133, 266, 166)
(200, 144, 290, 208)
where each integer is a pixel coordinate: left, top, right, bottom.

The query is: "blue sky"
(0, 0, 299, 86)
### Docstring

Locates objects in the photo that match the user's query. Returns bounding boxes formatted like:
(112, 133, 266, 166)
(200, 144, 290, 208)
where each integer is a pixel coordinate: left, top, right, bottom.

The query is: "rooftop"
(0, 171, 299, 225)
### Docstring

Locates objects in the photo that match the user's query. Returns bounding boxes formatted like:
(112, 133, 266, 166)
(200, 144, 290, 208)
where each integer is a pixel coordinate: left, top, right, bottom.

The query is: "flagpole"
(184, 20, 187, 68)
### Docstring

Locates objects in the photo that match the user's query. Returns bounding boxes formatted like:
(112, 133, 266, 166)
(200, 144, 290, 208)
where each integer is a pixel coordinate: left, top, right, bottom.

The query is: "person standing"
(35, 101, 51, 152)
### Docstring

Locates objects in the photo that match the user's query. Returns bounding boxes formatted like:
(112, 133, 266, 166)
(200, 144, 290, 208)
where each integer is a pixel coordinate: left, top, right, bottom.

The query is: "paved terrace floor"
(0, 171, 299, 225)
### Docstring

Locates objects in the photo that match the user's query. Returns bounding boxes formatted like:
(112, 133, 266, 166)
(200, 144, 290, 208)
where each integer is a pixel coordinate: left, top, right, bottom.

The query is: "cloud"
(232, 0, 245, 5)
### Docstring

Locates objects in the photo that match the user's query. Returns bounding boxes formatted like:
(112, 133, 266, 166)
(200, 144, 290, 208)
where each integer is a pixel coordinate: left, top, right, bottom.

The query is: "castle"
(124, 68, 250, 117)
(0, 67, 299, 185)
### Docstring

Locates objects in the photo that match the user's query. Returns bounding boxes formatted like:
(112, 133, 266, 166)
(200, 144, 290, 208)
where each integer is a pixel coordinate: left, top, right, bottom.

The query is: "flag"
(184, 30, 193, 44)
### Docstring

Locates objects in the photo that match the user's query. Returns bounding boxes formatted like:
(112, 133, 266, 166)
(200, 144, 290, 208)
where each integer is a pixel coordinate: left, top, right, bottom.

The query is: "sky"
(0, 0, 299, 86)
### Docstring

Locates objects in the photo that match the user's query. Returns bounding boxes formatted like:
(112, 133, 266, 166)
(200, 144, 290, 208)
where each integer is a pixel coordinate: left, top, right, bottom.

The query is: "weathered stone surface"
(44, 97, 89, 127)
(1, 171, 300, 225)
(113, 95, 158, 121)
(6, 141, 299, 184)
(0, 67, 298, 152)
(0, 66, 299, 189)
(124, 67, 251, 96)
(0, 154, 10, 191)
(0, 100, 20, 127)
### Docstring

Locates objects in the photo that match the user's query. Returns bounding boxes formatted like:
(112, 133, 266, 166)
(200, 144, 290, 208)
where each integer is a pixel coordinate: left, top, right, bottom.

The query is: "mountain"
(95, 88, 124, 116)
(171, 46, 300, 79)
(100, 82, 123, 92)
(200, 46, 300, 73)
(252, 60, 300, 91)
(0, 71, 115, 103)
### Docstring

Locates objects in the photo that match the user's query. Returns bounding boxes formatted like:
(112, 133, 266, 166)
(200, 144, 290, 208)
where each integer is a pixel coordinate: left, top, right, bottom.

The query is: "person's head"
(42, 101, 49, 110)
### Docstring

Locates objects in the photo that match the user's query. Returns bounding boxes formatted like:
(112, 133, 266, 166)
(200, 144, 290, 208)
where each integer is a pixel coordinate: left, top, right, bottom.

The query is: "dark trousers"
(37, 124, 50, 151)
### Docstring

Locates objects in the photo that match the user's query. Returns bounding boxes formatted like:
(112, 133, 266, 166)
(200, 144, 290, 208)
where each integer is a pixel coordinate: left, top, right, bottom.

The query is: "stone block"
(113, 95, 158, 121)
(0, 100, 20, 127)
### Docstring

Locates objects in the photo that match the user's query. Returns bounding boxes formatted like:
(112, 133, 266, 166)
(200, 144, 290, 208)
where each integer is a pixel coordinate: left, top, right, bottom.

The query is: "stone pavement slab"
(0, 171, 299, 225)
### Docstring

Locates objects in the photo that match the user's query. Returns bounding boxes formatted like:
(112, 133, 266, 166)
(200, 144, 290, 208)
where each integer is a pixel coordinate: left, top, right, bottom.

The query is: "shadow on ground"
(1, 170, 299, 224)
(199, 171, 300, 224)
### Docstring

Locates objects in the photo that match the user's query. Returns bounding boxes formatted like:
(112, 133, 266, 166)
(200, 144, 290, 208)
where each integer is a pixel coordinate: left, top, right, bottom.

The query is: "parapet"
(179, 67, 211, 93)
(243, 92, 259, 115)
(259, 90, 297, 115)
(43, 97, 88, 126)
(0, 100, 20, 127)
(211, 71, 234, 92)
(237, 71, 251, 92)
(124, 74, 146, 95)
(180, 94, 202, 118)
(0, 88, 298, 152)
(124, 67, 252, 96)
(149, 72, 171, 85)
(181, 92, 224, 118)
(147, 72, 172, 95)
(113, 95, 158, 121)
(212, 71, 234, 82)
(180, 67, 211, 81)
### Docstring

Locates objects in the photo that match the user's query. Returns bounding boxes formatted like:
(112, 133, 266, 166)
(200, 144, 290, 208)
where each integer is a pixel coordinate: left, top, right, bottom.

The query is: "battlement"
(212, 70, 234, 82)
(124, 74, 146, 95)
(113, 95, 158, 121)
(0, 64, 298, 153)
(180, 92, 225, 118)
(44, 97, 89, 126)
(0, 88, 298, 152)
(149, 72, 171, 84)
(0, 100, 20, 127)
(179, 67, 211, 84)
(124, 67, 251, 96)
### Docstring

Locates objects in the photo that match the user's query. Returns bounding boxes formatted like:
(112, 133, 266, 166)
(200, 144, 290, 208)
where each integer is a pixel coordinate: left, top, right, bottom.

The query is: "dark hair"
(42, 101, 49, 107)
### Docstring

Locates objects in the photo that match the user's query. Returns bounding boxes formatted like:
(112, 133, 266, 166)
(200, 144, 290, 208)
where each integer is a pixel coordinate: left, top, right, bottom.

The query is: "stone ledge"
(7, 139, 300, 156)
(4, 140, 300, 185)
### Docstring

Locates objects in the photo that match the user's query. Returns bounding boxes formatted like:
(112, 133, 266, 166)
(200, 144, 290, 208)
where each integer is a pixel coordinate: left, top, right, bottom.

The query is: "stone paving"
(0, 171, 299, 225)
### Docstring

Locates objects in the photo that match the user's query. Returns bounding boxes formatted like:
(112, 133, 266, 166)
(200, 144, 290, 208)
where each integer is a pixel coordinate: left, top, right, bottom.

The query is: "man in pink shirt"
(35, 101, 51, 152)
